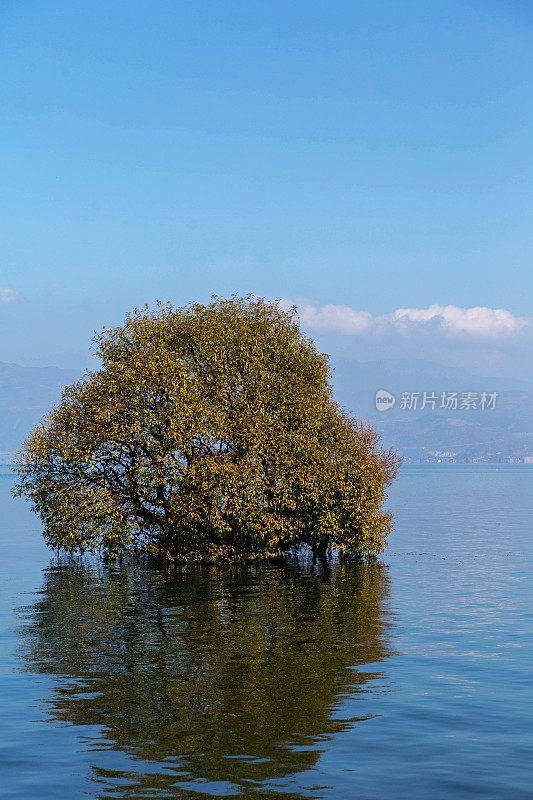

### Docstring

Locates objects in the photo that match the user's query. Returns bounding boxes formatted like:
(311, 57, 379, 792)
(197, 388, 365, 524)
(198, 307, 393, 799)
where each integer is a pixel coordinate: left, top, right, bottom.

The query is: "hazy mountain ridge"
(0, 362, 82, 454)
(330, 359, 533, 461)
(0, 359, 532, 462)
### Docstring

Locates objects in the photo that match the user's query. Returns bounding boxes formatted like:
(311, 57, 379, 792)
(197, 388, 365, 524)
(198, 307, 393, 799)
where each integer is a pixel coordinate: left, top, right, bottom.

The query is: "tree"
(13, 295, 400, 561)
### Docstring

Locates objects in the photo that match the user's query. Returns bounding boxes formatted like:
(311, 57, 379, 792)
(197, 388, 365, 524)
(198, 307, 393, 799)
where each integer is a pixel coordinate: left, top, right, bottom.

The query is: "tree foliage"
(13, 296, 400, 561)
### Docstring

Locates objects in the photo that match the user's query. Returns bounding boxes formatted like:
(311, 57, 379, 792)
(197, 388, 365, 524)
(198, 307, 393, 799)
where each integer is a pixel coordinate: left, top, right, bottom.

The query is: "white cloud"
(280, 299, 373, 334)
(281, 299, 531, 339)
(0, 286, 18, 304)
(385, 304, 530, 337)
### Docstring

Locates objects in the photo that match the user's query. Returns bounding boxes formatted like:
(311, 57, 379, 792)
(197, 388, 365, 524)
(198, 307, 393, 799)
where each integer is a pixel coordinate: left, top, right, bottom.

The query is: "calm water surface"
(1, 466, 531, 799)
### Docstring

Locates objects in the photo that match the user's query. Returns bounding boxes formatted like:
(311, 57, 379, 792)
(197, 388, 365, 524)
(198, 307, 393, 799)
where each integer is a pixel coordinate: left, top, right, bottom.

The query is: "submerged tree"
(13, 296, 400, 560)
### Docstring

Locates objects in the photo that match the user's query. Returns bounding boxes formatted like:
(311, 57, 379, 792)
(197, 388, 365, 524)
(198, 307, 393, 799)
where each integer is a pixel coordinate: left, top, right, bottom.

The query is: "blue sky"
(1, 0, 532, 377)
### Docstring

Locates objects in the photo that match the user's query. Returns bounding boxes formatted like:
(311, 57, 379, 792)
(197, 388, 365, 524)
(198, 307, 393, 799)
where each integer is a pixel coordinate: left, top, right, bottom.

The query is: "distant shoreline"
(401, 462, 533, 468)
(2, 463, 533, 474)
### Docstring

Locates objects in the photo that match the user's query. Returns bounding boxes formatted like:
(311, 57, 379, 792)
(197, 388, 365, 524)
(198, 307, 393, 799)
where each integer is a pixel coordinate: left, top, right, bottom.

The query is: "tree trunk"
(312, 537, 329, 563)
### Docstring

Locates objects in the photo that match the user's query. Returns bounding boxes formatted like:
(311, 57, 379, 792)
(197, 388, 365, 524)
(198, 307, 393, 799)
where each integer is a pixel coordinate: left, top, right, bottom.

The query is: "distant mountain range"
(0, 362, 81, 455)
(330, 358, 533, 461)
(0, 358, 532, 463)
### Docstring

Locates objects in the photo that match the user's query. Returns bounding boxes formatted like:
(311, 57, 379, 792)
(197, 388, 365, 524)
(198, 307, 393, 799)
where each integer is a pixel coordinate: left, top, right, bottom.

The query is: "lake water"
(1, 466, 531, 799)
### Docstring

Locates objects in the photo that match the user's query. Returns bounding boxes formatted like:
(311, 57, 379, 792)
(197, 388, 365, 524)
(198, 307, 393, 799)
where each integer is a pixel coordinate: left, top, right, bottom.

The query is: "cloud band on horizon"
(279, 300, 531, 339)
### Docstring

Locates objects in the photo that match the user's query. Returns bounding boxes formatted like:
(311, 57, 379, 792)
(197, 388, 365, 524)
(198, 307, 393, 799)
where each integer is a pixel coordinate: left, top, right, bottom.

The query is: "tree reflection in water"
(19, 558, 394, 799)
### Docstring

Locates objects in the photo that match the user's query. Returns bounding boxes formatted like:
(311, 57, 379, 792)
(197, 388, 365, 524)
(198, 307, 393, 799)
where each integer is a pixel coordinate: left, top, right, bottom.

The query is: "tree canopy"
(13, 296, 400, 561)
